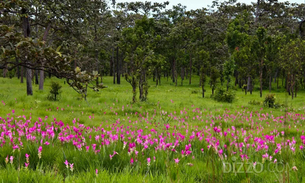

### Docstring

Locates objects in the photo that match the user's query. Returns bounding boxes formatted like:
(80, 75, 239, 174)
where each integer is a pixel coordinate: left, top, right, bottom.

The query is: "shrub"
(264, 94, 276, 108)
(248, 100, 261, 105)
(213, 87, 235, 103)
(191, 90, 199, 94)
(47, 81, 62, 101)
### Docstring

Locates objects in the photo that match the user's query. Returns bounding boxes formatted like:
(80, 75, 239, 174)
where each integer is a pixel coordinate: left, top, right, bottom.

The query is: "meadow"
(0, 76, 305, 183)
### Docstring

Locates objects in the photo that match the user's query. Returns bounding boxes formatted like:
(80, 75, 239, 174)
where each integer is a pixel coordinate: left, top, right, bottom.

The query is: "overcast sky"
(115, 0, 305, 10)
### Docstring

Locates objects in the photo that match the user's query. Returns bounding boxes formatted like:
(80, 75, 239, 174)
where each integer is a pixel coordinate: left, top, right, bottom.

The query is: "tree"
(223, 58, 235, 91)
(256, 26, 267, 97)
(279, 39, 305, 99)
(121, 16, 160, 102)
(210, 66, 220, 96)
(0, 25, 105, 99)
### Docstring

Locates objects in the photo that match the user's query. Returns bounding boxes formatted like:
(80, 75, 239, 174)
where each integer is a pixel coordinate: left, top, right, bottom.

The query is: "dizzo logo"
(222, 157, 296, 175)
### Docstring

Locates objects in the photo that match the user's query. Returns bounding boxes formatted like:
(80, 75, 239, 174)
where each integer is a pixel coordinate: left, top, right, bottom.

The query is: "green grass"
(0, 76, 305, 182)
(1, 76, 303, 124)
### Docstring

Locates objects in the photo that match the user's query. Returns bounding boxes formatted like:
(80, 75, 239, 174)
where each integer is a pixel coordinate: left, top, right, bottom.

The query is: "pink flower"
(25, 154, 30, 159)
(174, 158, 179, 164)
(44, 141, 50, 145)
(70, 163, 74, 172)
(130, 158, 134, 165)
(64, 160, 69, 168)
(38, 146, 42, 159)
(147, 157, 151, 166)
(10, 156, 13, 164)
(95, 169, 98, 176)
(25, 162, 29, 167)
(38, 146, 42, 153)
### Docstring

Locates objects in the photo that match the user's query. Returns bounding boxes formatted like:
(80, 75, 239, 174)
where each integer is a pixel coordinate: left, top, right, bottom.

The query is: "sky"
(115, 0, 305, 10)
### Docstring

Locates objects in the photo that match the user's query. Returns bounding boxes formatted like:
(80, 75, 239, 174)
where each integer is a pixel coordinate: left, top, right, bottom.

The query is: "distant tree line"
(1, 0, 305, 101)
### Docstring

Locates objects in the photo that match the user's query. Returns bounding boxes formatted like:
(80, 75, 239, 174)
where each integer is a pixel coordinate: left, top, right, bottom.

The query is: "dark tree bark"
(189, 53, 192, 85)
(181, 67, 184, 86)
(16, 57, 20, 79)
(39, 67, 44, 90)
(175, 65, 177, 87)
(26, 69, 33, 95)
(259, 59, 263, 97)
(116, 46, 120, 84)
(35, 70, 39, 85)
(250, 78, 253, 95)
(234, 70, 238, 86)
(155, 69, 158, 86)
(22, 8, 33, 95)
(112, 48, 115, 84)
(171, 59, 175, 83)
(39, 23, 51, 91)
(269, 74, 272, 93)
(247, 76, 251, 91)
(21, 66, 24, 83)
(291, 74, 294, 99)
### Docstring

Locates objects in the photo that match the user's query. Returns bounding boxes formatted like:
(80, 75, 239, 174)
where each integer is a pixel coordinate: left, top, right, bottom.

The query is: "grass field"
(0, 76, 305, 182)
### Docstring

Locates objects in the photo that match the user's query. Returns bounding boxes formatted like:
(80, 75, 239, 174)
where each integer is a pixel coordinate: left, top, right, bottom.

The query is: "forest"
(1, 0, 305, 102)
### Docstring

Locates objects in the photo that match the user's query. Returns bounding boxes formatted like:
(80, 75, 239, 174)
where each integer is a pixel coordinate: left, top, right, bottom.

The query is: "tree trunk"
(189, 53, 192, 85)
(234, 70, 238, 86)
(181, 67, 184, 86)
(110, 58, 113, 76)
(26, 68, 33, 95)
(295, 81, 297, 98)
(22, 8, 32, 95)
(172, 59, 175, 83)
(247, 76, 251, 91)
(35, 70, 39, 85)
(112, 48, 115, 84)
(174, 59, 177, 86)
(132, 81, 136, 103)
(116, 46, 120, 84)
(259, 59, 263, 97)
(244, 79, 247, 95)
(16, 57, 20, 79)
(290, 74, 294, 99)
(269, 75, 272, 93)
(21, 66, 24, 83)
(38, 23, 50, 91)
(250, 78, 253, 95)
(39, 69, 44, 90)
(155, 69, 158, 86)
(2, 68, 7, 78)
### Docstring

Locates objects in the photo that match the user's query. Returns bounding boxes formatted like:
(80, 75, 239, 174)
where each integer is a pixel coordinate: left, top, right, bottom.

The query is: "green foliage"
(264, 94, 276, 108)
(47, 81, 62, 101)
(248, 100, 261, 106)
(213, 87, 236, 103)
